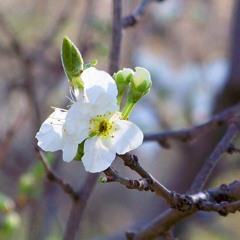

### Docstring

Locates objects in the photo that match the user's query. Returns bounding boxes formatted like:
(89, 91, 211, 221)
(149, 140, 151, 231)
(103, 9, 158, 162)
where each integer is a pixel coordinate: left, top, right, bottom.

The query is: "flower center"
(99, 120, 110, 133)
(89, 112, 115, 138)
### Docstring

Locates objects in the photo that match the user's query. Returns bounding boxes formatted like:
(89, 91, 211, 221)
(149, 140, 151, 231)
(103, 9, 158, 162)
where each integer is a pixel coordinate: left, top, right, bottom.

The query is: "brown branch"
(109, 0, 122, 75)
(122, 0, 165, 29)
(122, 118, 240, 239)
(104, 167, 152, 191)
(128, 180, 240, 240)
(144, 102, 240, 148)
(119, 154, 173, 201)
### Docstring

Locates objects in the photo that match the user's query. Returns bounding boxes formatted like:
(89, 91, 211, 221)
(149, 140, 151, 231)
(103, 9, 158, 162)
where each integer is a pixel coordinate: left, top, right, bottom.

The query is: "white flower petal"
(82, 138, 116, 173)
(62, 141, 79, 163)
(82, 67, 118, 103)
(91, 92, 118, 116)
(65, 101, 89, 136)
(103, 120, 143, 154)
(36, 108, 66, 151)
(36, 123, 63, 151)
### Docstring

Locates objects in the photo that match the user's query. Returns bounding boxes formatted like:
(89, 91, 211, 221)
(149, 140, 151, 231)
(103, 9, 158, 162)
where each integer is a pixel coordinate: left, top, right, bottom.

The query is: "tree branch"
(190, 118, 240, 193)
(144, 102, 240, 148)
(109, 0, 122, 75)
(38, 150, 79, 201)
(128, 180, 240, 240)
(122, 0, 165, 29)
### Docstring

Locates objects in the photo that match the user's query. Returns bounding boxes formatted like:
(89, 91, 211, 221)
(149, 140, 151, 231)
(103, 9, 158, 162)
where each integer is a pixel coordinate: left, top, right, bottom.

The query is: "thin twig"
(119, 154, 173, 201)
(122, 0, 165, 29)
(144, 102, 240, 147)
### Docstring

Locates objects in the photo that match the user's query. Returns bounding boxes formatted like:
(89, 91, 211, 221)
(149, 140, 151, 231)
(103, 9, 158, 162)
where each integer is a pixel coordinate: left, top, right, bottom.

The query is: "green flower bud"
(19, 173, 36, 196)
(19, 173, 42, 199)
(121, 67, 152, 119)
(0, 212, 20, 235)
(114, 68, 134, 106)
(97, 176, 108, 183)
(61, 36, 84, 89)
(114, 68, 134, 85)
(130, 67, 152, 102)
(0, 193, 15, 213)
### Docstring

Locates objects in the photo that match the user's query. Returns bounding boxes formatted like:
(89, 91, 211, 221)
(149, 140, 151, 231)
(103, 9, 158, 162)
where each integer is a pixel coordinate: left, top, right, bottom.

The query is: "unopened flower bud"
(130, 67, 152, 102)
(121, 67, 152, 119)
(114, 68, 134, 106)
(61, 36, 84, 89)
(0, 212, 20, 235)
(114, 68, 134, 85)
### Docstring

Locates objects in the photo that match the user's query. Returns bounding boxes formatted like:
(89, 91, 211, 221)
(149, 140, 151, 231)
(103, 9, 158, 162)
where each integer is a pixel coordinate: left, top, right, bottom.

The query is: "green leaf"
(61, 36, 84, 81)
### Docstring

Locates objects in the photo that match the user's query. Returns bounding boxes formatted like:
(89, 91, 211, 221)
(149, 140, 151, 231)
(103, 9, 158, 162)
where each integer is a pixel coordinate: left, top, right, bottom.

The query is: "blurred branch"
(0, 12, 41, 128)
(38, 149, 99, 240)
(63, 173, 99, 240)
(77, 0, 96, 57)
(0, 13, 25, 57)
(109, 0, 122, 75)
(31, 0, 78, 61)
(190, 119, 240, 192)
(122, 0, 165, 29)
(144, 102, 240, 148)
(38, 150, 79, 200)
(0, 112, 27, 166)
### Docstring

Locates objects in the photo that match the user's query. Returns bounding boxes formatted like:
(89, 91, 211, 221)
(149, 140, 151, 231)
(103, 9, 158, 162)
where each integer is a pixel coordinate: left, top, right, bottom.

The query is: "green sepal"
(83, 59, 98, 70)
(61, 36, 84, 81)
(74, 140, 86, 161)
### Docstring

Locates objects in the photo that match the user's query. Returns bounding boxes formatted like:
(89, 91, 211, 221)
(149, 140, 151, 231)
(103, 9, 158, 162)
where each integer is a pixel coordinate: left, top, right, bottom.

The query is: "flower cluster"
(36, 37, 151, 173)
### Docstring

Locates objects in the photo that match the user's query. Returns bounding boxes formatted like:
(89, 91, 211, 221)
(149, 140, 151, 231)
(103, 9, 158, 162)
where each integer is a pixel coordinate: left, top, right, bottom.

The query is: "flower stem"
(121, 101, 136, 119)
(117, 94, 123, 107)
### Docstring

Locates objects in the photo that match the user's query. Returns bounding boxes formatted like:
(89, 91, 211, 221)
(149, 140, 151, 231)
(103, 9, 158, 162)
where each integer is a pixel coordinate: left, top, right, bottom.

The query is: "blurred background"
(0, 0, 240, 239)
